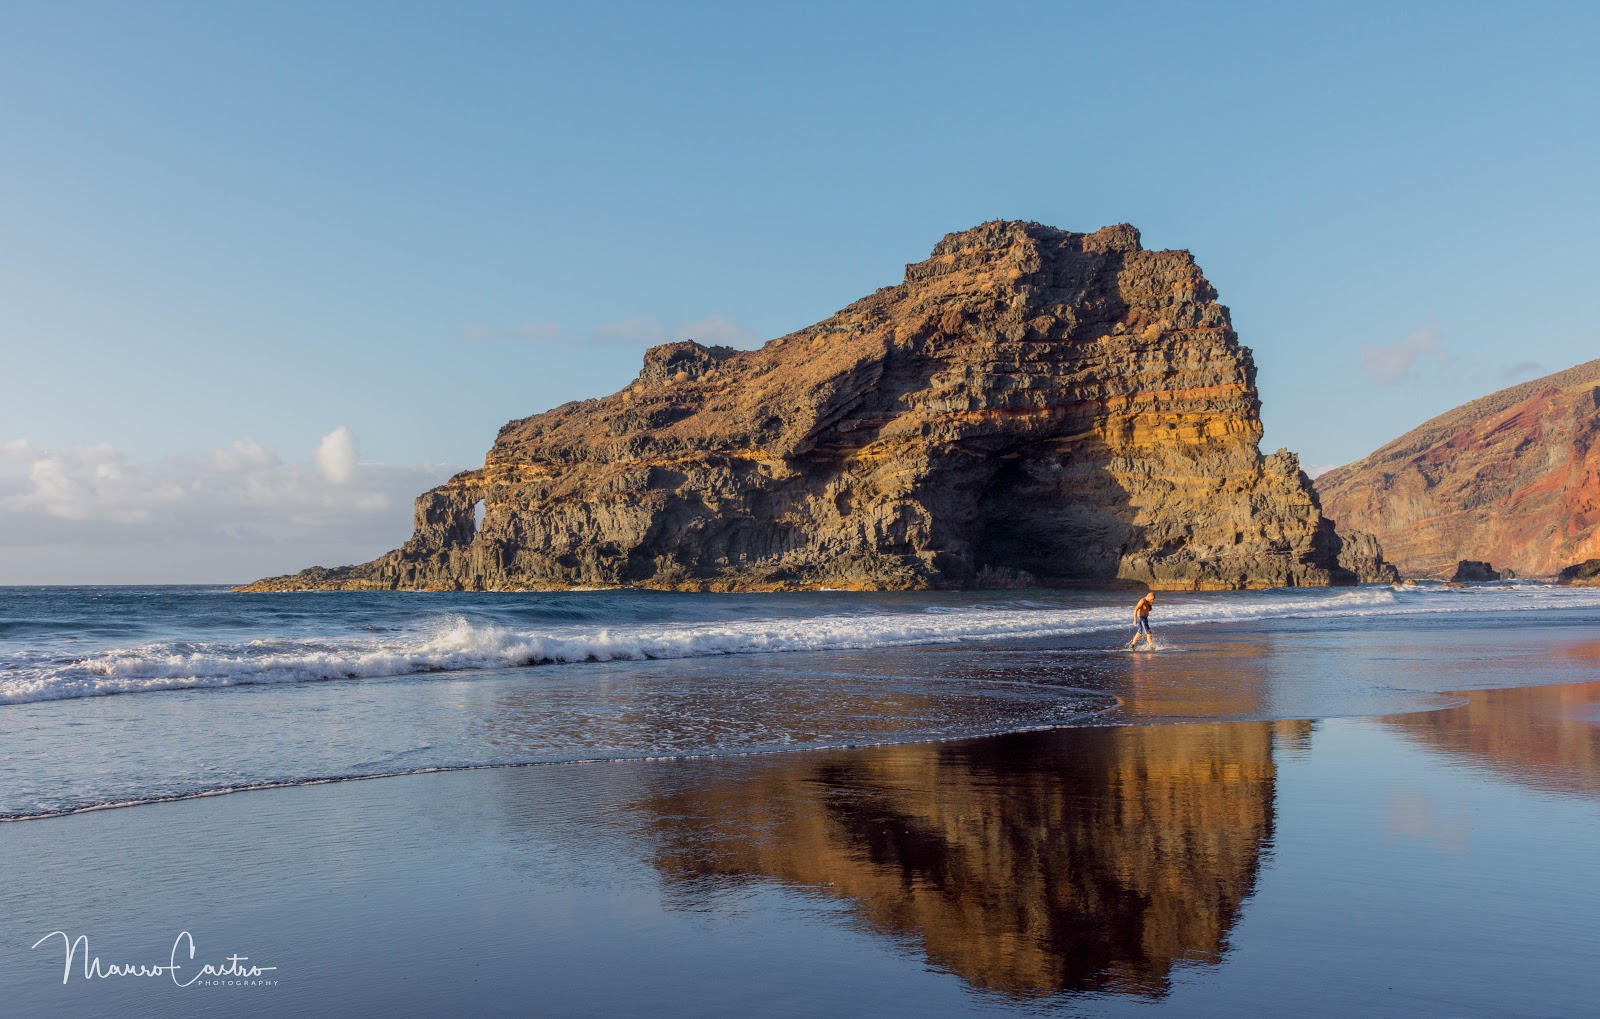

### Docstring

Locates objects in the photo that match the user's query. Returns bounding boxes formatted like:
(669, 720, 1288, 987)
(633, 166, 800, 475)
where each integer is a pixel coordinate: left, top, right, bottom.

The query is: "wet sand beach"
(3, 670, 1598, 1016)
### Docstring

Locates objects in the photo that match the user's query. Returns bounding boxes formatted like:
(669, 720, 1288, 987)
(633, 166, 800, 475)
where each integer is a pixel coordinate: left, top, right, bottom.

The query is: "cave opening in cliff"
(473, 500, 486, 535)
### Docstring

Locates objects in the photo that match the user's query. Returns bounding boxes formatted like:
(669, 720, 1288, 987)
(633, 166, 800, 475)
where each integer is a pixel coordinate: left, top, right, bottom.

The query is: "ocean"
(4, 582, 1600, 1015)
(3, 582, 1599, 821)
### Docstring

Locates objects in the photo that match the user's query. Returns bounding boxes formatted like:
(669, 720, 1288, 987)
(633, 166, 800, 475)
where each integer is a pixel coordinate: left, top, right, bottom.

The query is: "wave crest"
(4, 584, 1594, 705)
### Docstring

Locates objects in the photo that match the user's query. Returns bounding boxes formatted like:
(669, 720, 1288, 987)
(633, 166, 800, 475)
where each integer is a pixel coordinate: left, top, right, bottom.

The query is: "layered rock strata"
(1317, 359, 1600, 578)
(243, 221, 1389, 592)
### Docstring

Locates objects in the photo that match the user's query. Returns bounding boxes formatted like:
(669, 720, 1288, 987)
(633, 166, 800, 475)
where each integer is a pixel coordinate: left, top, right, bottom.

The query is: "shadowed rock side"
(1451, 560, 1502, 583)
(1316, 359, 1600, 579)
(1559, 559, 1600, 586)
(640, 721, 1292, 999)
(242, 221, 1390, 592)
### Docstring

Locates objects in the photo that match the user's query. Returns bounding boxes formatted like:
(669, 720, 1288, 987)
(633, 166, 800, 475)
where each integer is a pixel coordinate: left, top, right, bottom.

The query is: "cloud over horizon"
(1361, 327, 1454, 386)
(0, 429, 458, 584)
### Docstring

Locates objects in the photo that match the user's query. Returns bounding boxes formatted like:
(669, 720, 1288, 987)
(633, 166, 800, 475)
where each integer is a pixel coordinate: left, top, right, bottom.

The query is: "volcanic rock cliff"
(1316, 359, 1600, 578)
(242, 221, 1391, 592)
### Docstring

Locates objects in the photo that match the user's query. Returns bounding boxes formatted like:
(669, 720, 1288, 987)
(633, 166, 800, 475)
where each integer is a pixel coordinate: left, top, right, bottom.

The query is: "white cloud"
(0, 432, 460, 583)
(210, 439, 280, 473)
(1361, 327, 1454, 386)
(313, 426, 359, 484)
(1303, 462, 1339, 480)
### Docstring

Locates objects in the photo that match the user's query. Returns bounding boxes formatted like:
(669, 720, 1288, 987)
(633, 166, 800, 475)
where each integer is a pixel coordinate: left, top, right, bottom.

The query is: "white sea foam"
(5, 584, 1598, 705)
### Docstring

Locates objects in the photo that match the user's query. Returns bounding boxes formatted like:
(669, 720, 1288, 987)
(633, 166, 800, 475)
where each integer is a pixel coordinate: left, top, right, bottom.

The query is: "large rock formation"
(1316, 359, 1600, 578)
(242, 221, 1389, 592)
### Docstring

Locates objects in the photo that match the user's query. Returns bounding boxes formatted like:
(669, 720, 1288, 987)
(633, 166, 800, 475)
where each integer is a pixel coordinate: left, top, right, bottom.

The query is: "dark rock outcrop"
(241, 221, 1389, 593)
(1451, 560, 1501, 583)
(1316, 359, 1600, 579)
(1557, 559, 1600, 586)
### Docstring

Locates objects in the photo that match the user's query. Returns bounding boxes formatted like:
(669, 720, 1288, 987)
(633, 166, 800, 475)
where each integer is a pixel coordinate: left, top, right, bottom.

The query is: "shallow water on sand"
(1, 673, 1597, 1016)
(2, 585, 1598, 818)
(2, 586, 1598, 1015)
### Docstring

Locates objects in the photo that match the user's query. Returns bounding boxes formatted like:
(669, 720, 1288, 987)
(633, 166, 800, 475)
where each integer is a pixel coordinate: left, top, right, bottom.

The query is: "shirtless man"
(1128, 591, 1156, 650)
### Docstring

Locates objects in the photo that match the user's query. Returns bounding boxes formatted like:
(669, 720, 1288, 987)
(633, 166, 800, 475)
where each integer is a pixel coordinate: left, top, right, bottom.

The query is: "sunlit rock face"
(1316, 358, 1600, 579)
(243, 221, 1386, 592)
(640, 721, 1294, 999)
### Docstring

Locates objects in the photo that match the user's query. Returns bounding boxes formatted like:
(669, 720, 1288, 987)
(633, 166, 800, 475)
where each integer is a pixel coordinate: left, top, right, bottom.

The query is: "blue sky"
(2, 2, 1596, 582)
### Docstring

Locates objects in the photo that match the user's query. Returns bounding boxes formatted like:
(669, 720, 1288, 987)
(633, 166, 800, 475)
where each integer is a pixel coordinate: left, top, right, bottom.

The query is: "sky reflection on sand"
(1, 620, 1597, 1015)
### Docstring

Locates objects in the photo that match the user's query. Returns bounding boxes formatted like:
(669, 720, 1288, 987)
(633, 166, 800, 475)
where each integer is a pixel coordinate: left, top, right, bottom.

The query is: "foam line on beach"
(0, 696, 1123, 822)
(5, 584, 1598, 705)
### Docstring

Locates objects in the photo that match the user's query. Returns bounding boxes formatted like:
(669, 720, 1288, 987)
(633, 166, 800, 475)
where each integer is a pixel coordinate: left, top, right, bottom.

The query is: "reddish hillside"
(1316, 360, 1600, 578)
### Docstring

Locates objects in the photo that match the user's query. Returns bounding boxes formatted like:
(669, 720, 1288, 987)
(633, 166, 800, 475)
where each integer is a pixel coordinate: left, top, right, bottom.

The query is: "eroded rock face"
(1317, 359, 1600, 579)
(1334, 528, 1400, 585)
(241, 221, 1385, 592)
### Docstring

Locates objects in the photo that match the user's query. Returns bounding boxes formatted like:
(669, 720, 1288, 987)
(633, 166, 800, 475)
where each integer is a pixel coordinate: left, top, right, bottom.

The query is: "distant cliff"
(241, 221, 1390, 592)
(1316, 359, 1600, 578)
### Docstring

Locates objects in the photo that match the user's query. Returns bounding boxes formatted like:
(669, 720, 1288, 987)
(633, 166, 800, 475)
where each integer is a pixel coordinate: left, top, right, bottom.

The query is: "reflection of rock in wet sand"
(1382, 680, 1600, 798)
(643, 720, 1295, 999)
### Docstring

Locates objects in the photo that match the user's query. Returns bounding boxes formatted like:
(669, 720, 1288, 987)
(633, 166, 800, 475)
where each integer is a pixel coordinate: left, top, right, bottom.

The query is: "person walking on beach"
(1128, 591, 1156, 650)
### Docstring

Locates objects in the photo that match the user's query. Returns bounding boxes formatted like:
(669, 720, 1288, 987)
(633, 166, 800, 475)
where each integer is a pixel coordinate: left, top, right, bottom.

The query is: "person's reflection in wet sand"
(640, 719, 1300, 1000)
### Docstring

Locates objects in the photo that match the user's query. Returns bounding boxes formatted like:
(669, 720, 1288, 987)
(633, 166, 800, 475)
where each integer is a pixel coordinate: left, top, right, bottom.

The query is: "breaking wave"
(5, 583, 1597, 705)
